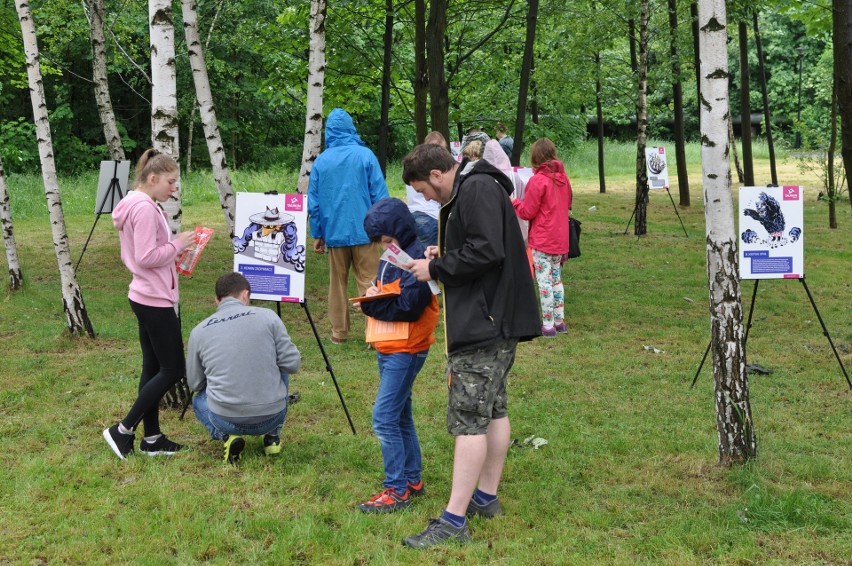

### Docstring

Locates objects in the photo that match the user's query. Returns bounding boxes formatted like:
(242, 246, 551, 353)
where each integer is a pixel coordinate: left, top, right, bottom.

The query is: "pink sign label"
(782, 186, 800, 201)
(658, 147, 665, 154)
(284, 193, 304, 212)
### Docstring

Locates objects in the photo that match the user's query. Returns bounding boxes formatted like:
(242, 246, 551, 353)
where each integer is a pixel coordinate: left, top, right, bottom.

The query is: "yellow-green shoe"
(263, 434, 281, 456)
(223, 435, 245, 464)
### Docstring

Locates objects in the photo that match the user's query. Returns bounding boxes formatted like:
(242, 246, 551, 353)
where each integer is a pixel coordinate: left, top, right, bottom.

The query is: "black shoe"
(139, 434, 184, 456)
(103, 424, 134, 460)
(263, 434, 281, 456)
(223, 435, 245, 464)
(466, 497, 503, 519)
(403, 517, 471, 549)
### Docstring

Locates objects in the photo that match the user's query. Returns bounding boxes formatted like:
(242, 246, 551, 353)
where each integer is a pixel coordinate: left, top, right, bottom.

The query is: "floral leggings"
(531, 248, 564, 328)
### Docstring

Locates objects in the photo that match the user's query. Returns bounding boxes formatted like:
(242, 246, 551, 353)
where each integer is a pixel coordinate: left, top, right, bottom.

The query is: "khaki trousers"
(327, 243, 380, 340)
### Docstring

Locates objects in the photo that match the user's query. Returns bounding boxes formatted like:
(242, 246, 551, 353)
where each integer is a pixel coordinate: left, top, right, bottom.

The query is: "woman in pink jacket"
(103, 149, 195, 459)
(512, 138, 572, 337)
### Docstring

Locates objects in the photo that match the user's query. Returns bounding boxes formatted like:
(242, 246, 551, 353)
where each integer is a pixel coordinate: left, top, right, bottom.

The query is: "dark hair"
(423, 130, 448, 149)
(530, 138, 558, 168)
(134, 148, 178, 188)
(215, 272, 251, 300)
(496, 122, 508, 134)
(402, 143, 457, 184)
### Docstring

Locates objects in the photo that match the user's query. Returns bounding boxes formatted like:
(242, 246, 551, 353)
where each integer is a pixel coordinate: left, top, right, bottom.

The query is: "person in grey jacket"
(187, 272, 301, 463)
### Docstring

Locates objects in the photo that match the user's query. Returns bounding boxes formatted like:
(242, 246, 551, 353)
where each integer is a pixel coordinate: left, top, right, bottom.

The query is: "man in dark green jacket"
(403, 144, 541, 549)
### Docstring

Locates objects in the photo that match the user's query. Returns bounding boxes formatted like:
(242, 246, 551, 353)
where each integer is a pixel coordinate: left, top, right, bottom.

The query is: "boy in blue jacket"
(356, 198, 439, 513)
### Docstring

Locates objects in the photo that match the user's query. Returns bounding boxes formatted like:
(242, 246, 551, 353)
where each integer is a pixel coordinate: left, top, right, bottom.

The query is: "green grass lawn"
(0, 142, 849, 564)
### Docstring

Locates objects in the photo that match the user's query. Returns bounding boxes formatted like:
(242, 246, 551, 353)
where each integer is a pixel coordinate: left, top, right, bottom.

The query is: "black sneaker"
(223, 435, 245, 464)
(402, 517, 471, 549)
(263, 434, 282, 456)
(103, 424, 134, 460)
(466, 497, 503, 519)
(407, 480, 426, 497)
(139, 434, 184, 456)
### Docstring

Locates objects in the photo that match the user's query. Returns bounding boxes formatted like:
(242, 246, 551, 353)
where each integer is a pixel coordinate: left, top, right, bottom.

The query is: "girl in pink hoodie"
(103, 149, 195, 459)
(512, 138, 572, 337)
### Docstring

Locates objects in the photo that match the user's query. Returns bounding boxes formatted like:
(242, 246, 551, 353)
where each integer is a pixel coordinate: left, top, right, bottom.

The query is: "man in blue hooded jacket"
(308, 108, 389, 343)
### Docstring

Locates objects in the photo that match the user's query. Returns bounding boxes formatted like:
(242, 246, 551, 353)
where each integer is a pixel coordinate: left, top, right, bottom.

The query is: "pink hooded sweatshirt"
(112, 190, 185, 307)
(512, 160, 572, 255)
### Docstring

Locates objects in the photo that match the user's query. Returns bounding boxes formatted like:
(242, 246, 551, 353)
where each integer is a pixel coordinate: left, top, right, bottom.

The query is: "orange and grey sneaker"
(407, 480, 425, 497)
(357, 487, 411, 514)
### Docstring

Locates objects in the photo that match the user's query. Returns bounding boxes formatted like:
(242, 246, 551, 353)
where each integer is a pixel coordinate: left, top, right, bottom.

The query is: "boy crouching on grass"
(355, 198, 440, 513)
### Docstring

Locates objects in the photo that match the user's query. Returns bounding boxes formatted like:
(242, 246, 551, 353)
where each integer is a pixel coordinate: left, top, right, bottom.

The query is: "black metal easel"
(624, 185, 689, 238)
(691, 276, 850, 389)
(75, 160, 126, 273)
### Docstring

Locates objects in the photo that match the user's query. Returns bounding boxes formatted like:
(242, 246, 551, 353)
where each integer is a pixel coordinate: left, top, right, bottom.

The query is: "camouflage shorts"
(446, 338, 518, 436)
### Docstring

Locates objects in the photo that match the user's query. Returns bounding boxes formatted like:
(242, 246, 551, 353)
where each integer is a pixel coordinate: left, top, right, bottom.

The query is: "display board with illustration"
(645, 147, 669, 190)
(738, 186, 804, 280)
(233, 192, 308, 302)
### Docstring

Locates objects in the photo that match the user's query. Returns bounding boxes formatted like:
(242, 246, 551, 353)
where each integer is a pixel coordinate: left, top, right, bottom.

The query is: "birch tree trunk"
(0, 155, 23, 290)
(16, 0, 95, 337)
(181, 0, 235, 237)
(297, 0, 326, 194)
(697, 0, 756, 466)
(87, 0, 125, 160)
(150, 0, 181, 234)
(633, 0, 649, 236)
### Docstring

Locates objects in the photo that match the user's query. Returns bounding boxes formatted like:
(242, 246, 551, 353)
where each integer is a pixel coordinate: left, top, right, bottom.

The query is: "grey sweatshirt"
(187, 297, 301, 419)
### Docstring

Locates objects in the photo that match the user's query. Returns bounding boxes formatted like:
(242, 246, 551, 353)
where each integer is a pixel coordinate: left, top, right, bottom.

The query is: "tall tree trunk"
(832, 0, 852, 210)
(668, 0, 690, 206)
(185, 0, 224, 173)
(828, 77, 838, 229)
(16, 0, 95, 337)
(0, 154, 23, 290)
(512, 0, 538, 167)
(738, 21, 754, 185)
(298, 0, 326, 194)
(752, 11, 777, 186)
(691, 1, 701, 131)
(426, 0, 449, 143)
(87, 0, 125, 160)
(182, 0, 235, 237)
(413, 0, 428, 142)
(595, 50, 606, 194)
(728, 103, 744, 182)
(378, 0, 394, 175)
(149, 0, 181, 234)
(634, 0, 650, 236)
(697, 0, 756, 466)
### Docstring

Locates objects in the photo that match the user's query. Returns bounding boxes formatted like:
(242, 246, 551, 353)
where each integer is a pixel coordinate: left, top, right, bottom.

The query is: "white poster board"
(645, 147, 669, 190)
(738, 186, 804, 280)
(94, 160, 130, 213)
(449, 141, 462, 157)
(233, 192, 308, 302)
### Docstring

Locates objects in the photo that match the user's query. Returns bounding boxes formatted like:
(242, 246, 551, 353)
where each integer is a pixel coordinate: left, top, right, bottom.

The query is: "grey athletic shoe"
(466, 497, 503, 519)
(402, 517, 471, 549)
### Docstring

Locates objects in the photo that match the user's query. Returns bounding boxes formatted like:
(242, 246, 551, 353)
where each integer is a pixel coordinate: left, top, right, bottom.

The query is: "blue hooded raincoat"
(308, 108, 389, 247)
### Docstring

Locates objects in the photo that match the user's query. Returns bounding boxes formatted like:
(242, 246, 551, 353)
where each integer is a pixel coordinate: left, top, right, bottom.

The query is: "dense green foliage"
(0, 0, 838, 175)
(0, 147, 849, 562)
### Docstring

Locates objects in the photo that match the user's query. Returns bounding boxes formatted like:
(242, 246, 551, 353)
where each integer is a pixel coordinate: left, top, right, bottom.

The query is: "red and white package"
(177, 226, 214, 276)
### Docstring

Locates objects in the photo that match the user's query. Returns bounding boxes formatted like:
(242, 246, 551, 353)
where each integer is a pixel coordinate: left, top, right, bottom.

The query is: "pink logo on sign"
(658, 147, 665, 154)
(782, 186, 800, 201)
(285, 194, 303, 212)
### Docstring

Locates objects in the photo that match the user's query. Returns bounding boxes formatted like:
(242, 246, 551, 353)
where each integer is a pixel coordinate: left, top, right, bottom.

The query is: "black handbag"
(567, 217, 581, 259)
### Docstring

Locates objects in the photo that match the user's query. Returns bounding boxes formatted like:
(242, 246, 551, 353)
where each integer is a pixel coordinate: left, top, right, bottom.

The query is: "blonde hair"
(134, 148, 178, 188)
(462, 140, 483, 160)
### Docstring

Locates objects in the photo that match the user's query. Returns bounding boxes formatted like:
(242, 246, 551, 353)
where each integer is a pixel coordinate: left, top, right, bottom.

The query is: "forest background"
(0, 0, 841, 175)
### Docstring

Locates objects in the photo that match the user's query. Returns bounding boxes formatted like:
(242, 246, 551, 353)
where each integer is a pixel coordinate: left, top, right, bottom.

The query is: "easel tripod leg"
(691, 340, 712, 389)
(799, 278, 851, 389)
(666, 187, 689, 238)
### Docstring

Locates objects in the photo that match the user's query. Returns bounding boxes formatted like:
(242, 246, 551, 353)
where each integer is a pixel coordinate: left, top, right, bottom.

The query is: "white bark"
(297, 0, 327, 194)
(181, 0, 235, 237)
(0, 154, 23, 290)
(150, 0, 181, 233)
(87, 0, 125, 161)
(16, 0, 94, 336)
(698, 0, 756, 465)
